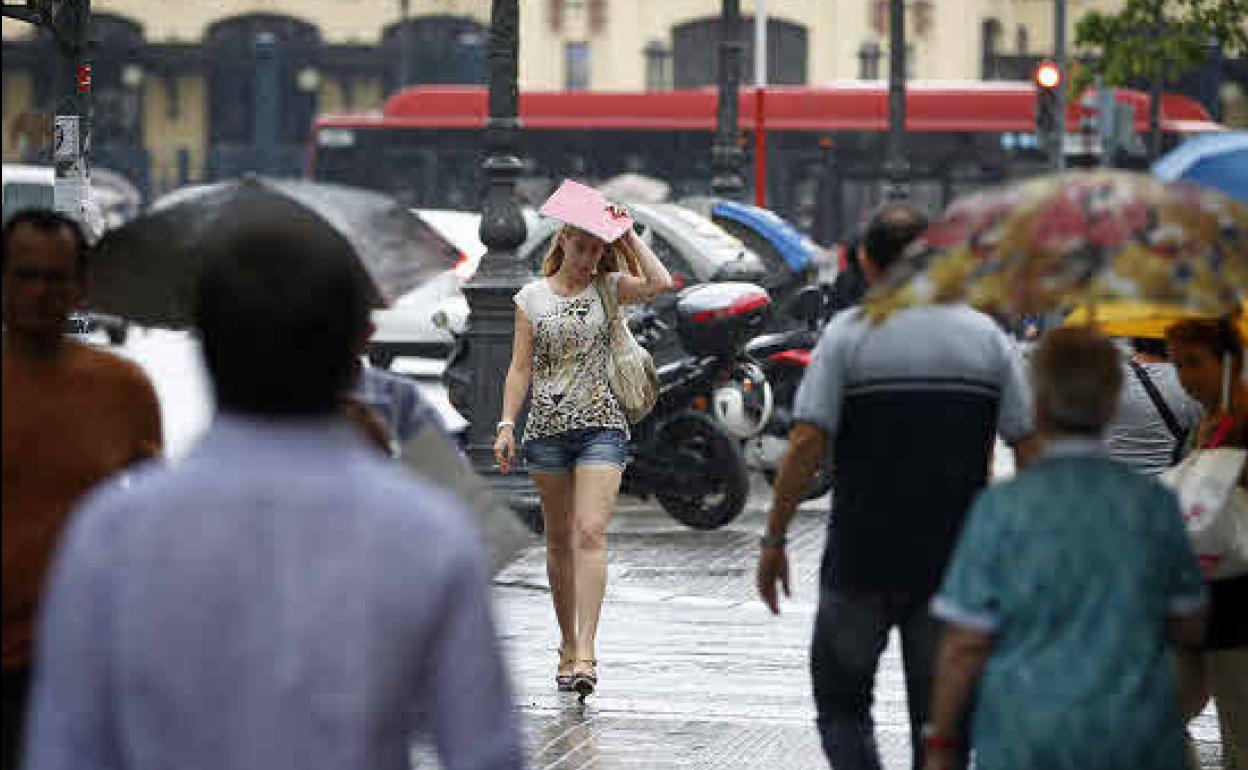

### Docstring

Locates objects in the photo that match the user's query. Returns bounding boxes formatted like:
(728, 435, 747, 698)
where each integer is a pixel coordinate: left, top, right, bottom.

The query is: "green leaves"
(1075, 0, 1247, 89)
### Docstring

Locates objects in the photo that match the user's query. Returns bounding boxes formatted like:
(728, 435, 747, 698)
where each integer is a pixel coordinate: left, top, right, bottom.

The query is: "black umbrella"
(90, 176, 458, 328)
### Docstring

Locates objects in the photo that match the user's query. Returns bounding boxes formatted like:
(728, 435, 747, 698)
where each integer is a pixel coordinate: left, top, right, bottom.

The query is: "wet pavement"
(106, 332, 1224, 768)
(415, 478, 1226, 769)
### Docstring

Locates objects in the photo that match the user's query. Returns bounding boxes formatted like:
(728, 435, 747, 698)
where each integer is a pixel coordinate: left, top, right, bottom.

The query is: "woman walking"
(494, 196, 672, 699)
(1165, 318, 1248, 769)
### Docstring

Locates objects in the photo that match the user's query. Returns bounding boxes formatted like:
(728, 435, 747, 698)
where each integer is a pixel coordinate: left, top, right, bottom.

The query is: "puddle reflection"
(530, 700, 602, 768)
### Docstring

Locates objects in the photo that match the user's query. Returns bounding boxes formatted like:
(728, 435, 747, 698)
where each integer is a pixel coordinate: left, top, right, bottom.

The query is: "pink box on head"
(539, 179, 634, 243)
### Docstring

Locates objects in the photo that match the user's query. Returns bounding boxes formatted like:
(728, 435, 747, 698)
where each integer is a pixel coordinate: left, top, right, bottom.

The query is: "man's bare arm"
(927, 624, 994, 746)
(764, 422, 828, 539)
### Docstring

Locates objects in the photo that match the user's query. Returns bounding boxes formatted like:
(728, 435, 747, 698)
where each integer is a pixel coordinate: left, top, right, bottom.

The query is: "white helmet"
(712, 362, 773, 439)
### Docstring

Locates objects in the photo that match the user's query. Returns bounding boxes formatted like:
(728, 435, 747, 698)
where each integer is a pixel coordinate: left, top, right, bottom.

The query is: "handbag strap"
(593, 274, 620, 323)
(1129, 360, 1184, 443)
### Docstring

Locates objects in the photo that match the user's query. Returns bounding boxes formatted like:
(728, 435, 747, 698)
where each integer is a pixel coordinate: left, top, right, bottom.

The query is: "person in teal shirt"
(922, 328, 1209, 770)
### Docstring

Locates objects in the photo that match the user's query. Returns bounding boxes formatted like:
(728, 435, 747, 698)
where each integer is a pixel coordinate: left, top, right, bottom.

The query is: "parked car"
(2, 164, 54, 224)
(413, 208, 488, 279)
(366, 208, 482, 368)
(679, 196, 821, 306)
(3, 163, 139, 235)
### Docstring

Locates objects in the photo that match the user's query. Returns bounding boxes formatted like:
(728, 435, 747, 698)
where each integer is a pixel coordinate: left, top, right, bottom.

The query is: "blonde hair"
(541, 225, 643, 278)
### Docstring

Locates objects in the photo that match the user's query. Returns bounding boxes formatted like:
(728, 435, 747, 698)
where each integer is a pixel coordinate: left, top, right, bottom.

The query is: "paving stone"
(412, 484, 1224, 769)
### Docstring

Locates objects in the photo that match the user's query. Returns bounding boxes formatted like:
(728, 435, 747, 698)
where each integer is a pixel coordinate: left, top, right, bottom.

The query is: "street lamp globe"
(121, 63, 144, 89)
(296, 66, 322, 93)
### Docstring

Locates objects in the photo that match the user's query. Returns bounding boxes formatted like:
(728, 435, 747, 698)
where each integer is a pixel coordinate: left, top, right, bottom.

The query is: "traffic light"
(1034, 60, 1062, 147)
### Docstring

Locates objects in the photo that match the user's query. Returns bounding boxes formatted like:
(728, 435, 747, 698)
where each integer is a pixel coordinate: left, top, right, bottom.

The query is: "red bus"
(309, 82, 1221, 244)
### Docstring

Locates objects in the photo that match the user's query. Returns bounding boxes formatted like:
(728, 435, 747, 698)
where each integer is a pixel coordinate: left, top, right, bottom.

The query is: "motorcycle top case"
(675, 282, 772, 357)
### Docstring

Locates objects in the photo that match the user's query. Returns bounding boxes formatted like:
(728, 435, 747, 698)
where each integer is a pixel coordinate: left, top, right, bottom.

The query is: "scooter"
(622, 283, 773, 530)
(742, 286, 834, 501)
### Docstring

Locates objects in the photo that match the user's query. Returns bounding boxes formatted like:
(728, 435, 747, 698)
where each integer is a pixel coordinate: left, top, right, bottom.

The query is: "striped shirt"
(1104, 359, 1202, 477)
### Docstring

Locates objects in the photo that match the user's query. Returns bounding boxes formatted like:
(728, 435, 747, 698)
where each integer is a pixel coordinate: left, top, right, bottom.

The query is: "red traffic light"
(1034, 61, 1062, 90)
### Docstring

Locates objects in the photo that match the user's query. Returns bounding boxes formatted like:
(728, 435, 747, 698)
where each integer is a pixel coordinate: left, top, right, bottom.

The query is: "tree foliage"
(1075, 0, 1247, 91)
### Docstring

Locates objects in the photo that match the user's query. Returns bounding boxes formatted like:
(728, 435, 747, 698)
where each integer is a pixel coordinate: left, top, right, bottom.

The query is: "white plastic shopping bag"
(1162, 447, 1248, 579)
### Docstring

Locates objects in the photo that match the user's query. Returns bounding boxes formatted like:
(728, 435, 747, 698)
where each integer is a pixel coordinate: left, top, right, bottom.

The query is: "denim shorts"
(523, 427, 629, 474)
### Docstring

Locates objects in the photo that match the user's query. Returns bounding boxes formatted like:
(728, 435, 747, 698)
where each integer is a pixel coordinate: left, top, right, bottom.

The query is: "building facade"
(3, 0, 1241, 198)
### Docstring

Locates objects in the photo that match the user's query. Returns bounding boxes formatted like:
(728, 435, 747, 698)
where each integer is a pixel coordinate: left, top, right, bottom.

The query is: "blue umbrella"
(1152, 131, 1248, 203)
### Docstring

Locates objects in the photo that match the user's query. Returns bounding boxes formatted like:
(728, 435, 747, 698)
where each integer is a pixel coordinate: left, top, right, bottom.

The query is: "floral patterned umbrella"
(863, 170, 1248, 323)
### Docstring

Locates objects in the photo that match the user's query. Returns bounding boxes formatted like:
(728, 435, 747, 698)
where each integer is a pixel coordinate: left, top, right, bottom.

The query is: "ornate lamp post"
(711, 0, 745, 199)
(1052, 0, 1068, 171)
(458, 0, 541, 528)
(881, 0, 910, 201)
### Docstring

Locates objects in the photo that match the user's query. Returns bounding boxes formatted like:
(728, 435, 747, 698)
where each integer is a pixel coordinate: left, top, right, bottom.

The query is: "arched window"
(87, 14, 146, 150)
(204, 14, 320, 146)
(858, 40, 882, 80)
(672, 16, 807, 89)
(981, 18, 1003, 79)
(381, 15, 487, 92)
(85, 13, 149, 192)
(644, 39, 673, 91)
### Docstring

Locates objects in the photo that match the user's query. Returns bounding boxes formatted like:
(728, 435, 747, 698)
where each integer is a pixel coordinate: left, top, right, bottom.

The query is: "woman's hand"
(494, 426, 516, 474)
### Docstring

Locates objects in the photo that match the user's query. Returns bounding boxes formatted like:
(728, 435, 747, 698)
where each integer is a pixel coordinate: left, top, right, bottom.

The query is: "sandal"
(571, 658, 597, 700)
(555, 647, 576, 692)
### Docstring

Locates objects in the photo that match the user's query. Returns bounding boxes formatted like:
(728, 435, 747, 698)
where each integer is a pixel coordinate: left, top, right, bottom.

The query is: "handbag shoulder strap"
(594, 274, 619, 322)
(1130, 360, 1184, 443)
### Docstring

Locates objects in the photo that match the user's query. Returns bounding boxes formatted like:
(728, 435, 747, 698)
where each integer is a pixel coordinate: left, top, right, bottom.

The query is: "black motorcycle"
(743, 286, 834, 501)
(622, 282, 772, 530)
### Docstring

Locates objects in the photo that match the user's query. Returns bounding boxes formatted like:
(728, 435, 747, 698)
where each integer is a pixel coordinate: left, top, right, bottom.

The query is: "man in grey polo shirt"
(756, 203, 1039, 770)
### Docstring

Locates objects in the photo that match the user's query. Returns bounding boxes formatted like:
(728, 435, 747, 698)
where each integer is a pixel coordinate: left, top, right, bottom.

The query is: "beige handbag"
(594, 275, 658, 424)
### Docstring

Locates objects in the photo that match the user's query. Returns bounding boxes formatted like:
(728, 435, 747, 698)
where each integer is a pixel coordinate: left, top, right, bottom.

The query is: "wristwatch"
(496, 420, 515, 434)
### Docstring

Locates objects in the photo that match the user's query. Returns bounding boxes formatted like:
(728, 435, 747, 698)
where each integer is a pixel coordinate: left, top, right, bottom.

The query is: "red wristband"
(923, 728, 958, 748)
(922, 726, 958, 751)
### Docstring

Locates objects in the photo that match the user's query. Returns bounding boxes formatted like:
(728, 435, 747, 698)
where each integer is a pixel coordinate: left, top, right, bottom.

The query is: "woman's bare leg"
(532, 471, 577, 663)
(1175, 648, 1212, 770)
(1210, 648, 1248, 770)
(570, 465, 623, 665)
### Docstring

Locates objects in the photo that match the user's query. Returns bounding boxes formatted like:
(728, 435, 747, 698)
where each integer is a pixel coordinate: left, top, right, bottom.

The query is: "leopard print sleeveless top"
(513, 275, 628, 441)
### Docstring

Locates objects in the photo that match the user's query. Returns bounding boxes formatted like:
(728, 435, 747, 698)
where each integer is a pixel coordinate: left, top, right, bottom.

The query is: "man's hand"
(756, 545, 791, 614)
